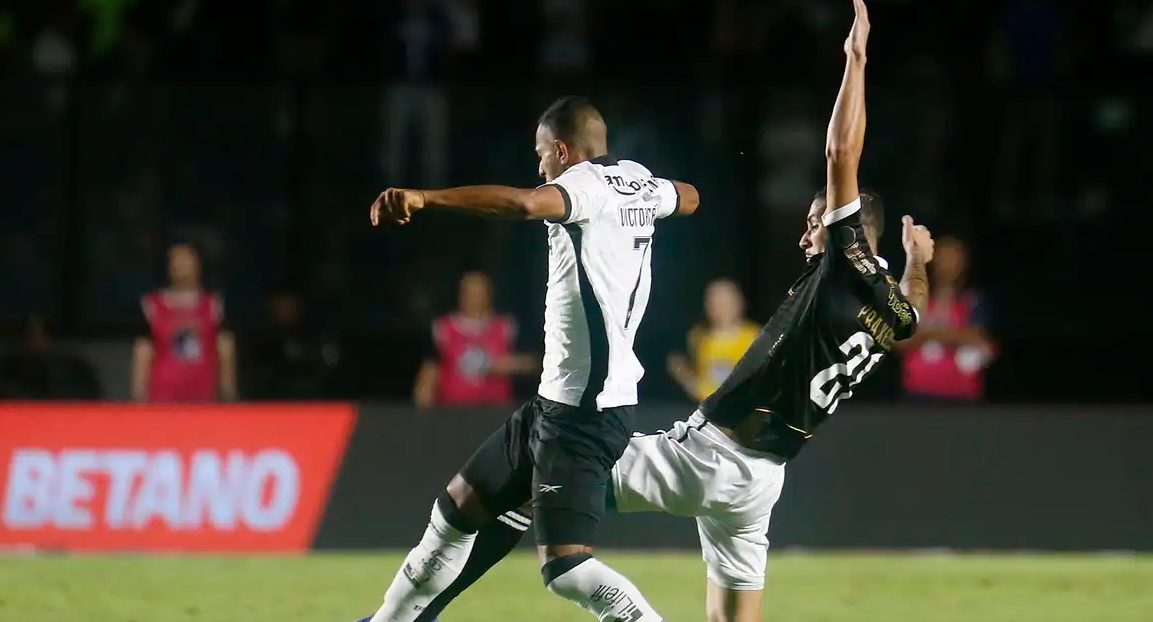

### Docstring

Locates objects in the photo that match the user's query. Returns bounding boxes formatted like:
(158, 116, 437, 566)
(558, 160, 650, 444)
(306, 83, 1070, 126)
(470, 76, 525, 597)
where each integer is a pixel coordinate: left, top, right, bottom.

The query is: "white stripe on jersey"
(536, 155, 680, 410)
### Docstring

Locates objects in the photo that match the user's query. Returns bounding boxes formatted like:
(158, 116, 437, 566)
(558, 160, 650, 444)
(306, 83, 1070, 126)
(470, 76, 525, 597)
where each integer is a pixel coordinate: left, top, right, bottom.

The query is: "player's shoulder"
(614, 158, 654, 177)
(553, 160, 608, 189)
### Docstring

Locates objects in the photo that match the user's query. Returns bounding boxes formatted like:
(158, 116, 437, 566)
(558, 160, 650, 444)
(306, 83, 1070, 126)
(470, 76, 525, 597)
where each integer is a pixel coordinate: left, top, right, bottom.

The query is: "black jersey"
(700, 199, 919, 459)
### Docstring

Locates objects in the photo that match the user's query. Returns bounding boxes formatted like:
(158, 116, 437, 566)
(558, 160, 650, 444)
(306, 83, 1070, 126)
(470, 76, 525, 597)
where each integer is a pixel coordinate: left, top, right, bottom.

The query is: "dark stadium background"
(2, 5, 1152, 621)
(0, 0, 1148, 403)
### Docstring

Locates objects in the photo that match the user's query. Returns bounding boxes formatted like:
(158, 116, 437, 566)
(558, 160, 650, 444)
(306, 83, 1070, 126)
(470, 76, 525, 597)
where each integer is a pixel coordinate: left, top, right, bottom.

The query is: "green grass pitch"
(2, 551, 1150, 621)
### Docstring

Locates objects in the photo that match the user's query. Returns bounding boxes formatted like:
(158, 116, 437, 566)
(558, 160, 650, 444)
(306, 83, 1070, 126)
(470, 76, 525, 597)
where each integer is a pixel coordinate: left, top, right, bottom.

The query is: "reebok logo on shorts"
(538, 483, 563, 494)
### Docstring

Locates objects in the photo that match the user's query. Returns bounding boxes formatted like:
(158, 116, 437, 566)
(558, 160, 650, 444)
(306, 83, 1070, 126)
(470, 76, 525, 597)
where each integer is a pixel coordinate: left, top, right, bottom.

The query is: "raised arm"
(825, 0, 870, 211)
(899, 215, 934, 322)
(371, 185, 568, 226)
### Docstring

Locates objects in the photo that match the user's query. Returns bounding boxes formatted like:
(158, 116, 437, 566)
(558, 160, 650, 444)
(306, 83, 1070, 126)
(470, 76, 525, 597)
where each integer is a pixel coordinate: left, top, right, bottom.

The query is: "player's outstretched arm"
(370, 185, 567, 226)
(671, 180, 700, 217)
(825, 0, 870, 211)
(899, 215, 934, 322)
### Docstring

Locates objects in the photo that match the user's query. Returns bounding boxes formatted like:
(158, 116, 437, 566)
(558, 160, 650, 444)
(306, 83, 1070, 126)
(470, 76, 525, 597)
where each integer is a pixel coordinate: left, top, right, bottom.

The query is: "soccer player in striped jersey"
(362, 96, 699, 622)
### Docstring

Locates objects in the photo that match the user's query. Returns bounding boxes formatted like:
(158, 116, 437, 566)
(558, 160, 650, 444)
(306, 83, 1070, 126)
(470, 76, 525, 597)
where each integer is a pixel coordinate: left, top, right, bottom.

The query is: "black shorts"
(459, 395, 634, 546)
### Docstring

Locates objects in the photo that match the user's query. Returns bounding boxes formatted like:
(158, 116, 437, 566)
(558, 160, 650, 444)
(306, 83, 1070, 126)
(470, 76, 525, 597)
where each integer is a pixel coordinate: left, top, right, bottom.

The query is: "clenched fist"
(901, 215, 934, 263)
(370, 188, 426, 226)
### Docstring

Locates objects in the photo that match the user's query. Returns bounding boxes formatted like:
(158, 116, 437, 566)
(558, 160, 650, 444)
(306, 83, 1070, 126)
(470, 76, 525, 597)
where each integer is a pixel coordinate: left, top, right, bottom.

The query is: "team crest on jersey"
(173, 326, 203, 361)
(456, 346, 492, 378)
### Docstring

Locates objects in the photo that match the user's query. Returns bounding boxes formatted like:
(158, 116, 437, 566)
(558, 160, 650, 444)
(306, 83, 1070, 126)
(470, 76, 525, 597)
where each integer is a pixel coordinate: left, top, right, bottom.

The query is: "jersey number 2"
(809, 331, 884, 413)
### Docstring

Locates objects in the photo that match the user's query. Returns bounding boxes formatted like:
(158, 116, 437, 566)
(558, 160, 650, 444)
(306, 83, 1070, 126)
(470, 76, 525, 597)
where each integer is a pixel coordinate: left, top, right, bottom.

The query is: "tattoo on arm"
(901, 254, 930, 318)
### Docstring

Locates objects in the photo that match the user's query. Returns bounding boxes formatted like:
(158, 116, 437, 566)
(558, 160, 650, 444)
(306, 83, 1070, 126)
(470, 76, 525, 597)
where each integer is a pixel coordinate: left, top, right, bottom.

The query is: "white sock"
(370, 502, 476, 622)
(546, 557, 663, 622)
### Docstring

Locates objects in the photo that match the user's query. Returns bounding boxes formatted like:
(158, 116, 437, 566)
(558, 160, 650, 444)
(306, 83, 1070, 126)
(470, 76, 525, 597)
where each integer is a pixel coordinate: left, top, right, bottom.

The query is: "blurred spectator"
(897, 237, 997, 402)
(243, 290, 338, 400)
(382, 0, 453, 187)
(0, 315, 101, 400)
(667, 278, 760, 402)
(414, 272, 535, 409)
(131, 243, 237, 402)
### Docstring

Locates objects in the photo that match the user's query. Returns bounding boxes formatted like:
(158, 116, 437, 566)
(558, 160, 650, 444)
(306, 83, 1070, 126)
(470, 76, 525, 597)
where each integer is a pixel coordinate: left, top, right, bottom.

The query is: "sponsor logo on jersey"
(604, 174, 659, 197)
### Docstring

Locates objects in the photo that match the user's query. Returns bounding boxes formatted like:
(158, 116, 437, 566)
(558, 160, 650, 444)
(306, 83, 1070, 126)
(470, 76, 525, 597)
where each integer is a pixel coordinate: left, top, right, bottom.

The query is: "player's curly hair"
(812, 187, 885, 239)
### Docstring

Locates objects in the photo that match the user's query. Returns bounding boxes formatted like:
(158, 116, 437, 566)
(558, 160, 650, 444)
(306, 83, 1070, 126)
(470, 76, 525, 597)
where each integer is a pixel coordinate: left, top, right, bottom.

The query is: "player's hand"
(901, 215, 934, 263)
(370, 188, 426, 226)
(844, 0, 871, 58)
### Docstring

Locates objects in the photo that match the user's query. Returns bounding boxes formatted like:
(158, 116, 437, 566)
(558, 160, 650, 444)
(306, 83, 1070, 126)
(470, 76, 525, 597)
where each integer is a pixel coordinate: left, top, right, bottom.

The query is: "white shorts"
(610, 411, 786, 590)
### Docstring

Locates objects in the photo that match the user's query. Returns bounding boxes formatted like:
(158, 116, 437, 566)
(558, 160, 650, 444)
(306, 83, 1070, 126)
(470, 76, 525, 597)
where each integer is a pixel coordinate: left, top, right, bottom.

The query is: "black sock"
(414, 508, 529, 621)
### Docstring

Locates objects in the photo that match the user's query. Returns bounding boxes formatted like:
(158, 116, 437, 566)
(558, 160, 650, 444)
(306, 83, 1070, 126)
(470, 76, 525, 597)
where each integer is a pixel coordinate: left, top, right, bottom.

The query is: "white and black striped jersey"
(537, 155, 681, 411)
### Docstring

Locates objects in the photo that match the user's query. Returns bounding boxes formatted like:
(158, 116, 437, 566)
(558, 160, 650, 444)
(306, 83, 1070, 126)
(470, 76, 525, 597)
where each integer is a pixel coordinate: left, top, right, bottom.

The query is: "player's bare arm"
(672, 180, 700, 216)
(825, 0, 870, 210)
(899, 215, 933, 320)
(370, 185, 568, 226)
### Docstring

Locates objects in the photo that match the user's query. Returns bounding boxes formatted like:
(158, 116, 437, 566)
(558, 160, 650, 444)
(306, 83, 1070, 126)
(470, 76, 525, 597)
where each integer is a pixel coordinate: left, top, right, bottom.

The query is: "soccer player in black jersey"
(384, 1, 934, 621)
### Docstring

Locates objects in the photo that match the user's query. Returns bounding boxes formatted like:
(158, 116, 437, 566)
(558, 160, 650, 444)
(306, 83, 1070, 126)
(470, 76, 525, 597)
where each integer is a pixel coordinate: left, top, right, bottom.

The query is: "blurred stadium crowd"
(0, 0, 1150, 403)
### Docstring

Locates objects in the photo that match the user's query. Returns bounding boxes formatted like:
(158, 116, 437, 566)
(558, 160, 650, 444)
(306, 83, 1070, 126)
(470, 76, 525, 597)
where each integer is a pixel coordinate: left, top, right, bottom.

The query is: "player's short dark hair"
(812, 187, 885, 239)
(538, 96, 602, 144)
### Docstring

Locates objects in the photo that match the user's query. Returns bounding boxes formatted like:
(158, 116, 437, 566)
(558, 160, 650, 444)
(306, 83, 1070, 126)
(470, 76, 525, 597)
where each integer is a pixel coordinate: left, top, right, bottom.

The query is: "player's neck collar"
(875, 256, 889, 269)
(588, 154, 617, 166)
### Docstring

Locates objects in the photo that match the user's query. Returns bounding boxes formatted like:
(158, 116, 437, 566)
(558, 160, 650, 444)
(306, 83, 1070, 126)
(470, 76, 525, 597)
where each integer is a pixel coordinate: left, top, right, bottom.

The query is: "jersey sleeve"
(543, 166, 605, 225)
(823, 197, 919, 339)
(651, 177, 681, 219)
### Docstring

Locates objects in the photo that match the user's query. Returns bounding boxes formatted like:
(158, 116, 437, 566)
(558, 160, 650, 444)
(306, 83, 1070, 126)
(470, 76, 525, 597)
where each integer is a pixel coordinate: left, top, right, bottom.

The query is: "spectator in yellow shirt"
(668, 278, 760, 401)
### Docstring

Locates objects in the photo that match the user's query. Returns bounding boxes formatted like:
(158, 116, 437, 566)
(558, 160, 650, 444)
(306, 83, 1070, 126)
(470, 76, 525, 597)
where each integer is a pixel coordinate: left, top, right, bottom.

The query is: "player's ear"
(555, 140, 569, 164)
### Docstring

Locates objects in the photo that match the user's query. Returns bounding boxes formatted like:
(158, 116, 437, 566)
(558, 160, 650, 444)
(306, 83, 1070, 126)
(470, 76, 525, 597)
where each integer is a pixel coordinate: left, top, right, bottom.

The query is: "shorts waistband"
(688, 411, 788, 465)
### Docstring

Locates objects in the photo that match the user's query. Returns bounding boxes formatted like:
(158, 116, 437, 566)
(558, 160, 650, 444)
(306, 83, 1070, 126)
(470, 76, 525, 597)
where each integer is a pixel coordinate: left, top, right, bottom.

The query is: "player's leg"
(705, 581, 763, 622)
(414, 413, 714, 622)
(610, 418, 719, 518)
(367, 401, 535, 622)
(412, 505, 530, 622)
(694, 459, 785, 622)
(697, 514, 772, 622)
(532, 402, 665, 621)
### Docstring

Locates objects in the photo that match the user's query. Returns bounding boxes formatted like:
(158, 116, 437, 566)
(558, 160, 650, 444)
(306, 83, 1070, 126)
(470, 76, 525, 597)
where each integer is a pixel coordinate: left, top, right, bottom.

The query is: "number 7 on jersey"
(624, 236, 652, 329)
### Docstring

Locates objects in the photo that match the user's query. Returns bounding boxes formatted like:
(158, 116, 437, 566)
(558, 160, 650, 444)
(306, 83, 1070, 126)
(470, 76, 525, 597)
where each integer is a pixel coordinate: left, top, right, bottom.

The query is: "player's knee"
(707, 565, 765, 593)
(436, 488, 480, 534)
(706, 580, 763, 622)
(541, 552, 594, 589)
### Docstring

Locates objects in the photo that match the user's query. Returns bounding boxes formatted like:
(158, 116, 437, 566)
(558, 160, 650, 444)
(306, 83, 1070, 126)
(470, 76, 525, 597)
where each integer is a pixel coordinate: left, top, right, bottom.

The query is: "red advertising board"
(0, 403, 355, 552)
